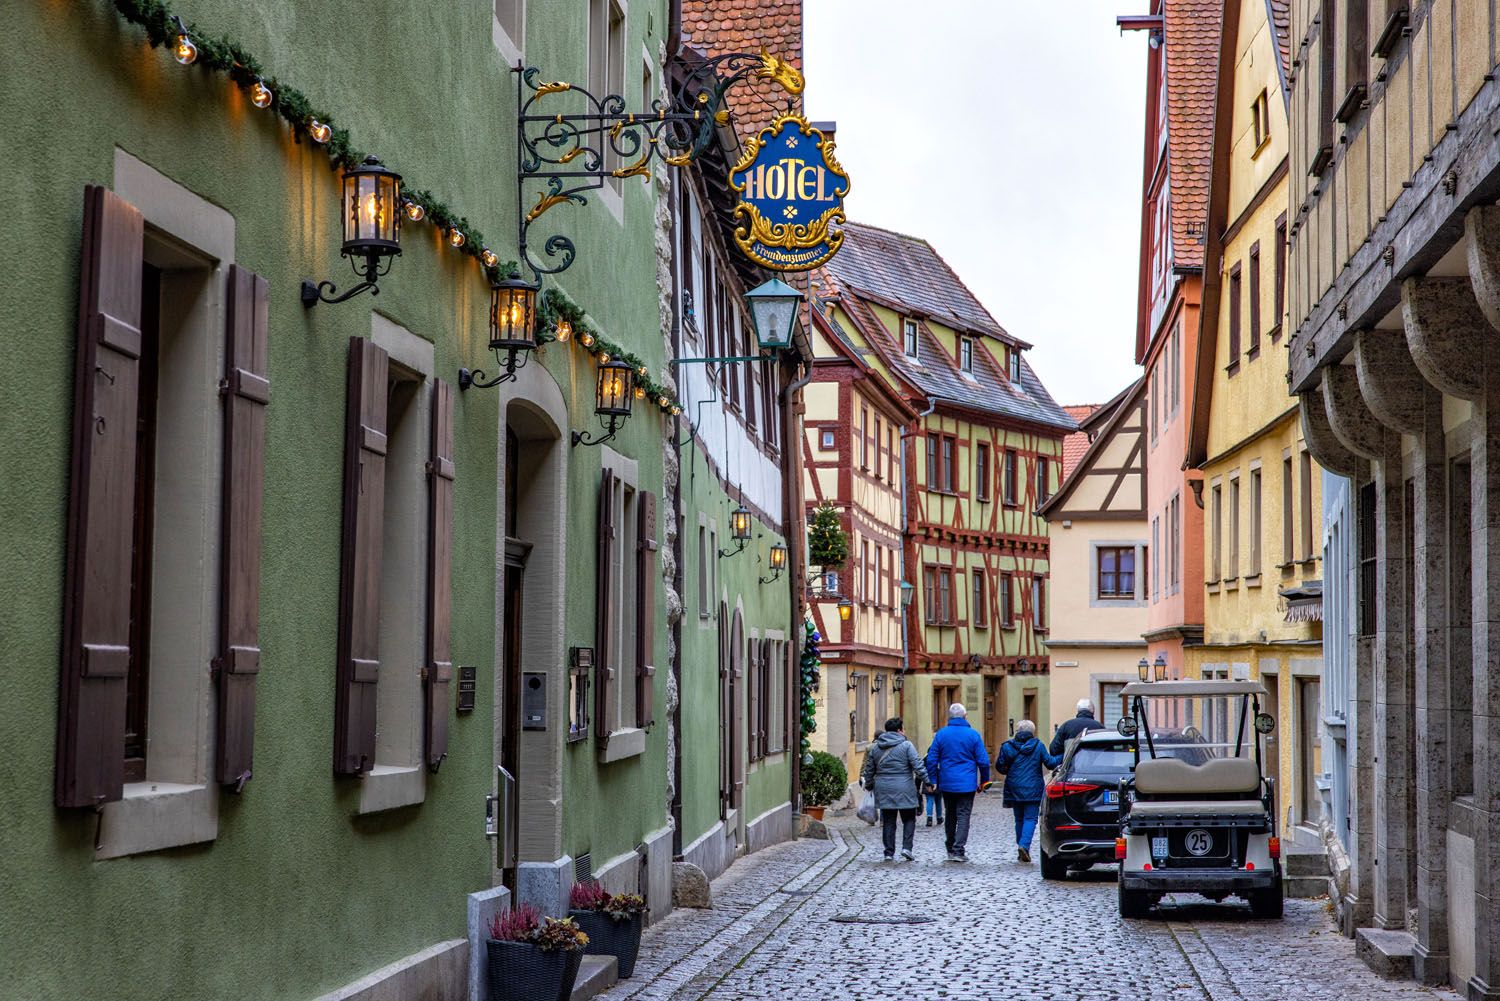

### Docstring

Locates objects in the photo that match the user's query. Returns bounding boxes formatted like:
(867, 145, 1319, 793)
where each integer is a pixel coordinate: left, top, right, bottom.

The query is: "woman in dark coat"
(994, 719, 1063, 863)
(861, 717, 929, 861)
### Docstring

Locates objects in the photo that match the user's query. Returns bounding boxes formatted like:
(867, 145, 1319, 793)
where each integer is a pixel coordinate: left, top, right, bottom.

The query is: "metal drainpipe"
(898, 397, 938, 713)
(783, 352, 814, 814)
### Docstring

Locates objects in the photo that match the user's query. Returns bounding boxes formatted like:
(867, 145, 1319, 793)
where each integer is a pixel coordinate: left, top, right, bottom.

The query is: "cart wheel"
(1250, 880, 1284, 919)
(1118, 879, 1151, 918)
(1040, 849, 1067, 881)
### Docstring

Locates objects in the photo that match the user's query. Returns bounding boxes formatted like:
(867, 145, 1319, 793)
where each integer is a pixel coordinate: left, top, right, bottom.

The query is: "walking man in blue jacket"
(923, 703, 991, 861)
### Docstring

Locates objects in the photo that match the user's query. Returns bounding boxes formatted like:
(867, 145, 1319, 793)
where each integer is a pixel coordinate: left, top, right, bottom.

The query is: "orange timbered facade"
(815, 222, 1076, 755)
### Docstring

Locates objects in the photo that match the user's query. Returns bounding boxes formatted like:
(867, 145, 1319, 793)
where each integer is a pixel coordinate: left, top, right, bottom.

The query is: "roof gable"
(1162, 0, 1221, 272)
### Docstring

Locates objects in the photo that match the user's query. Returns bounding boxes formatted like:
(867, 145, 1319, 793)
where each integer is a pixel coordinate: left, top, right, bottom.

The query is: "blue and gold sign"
(728, 115, 849, 272)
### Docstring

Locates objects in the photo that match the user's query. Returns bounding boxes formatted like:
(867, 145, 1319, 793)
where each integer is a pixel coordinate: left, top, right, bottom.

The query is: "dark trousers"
(941, 791, 976, 854)
(881, 808, 918, 855)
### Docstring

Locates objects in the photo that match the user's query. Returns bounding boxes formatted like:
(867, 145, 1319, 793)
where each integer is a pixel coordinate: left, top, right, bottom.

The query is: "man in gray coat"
(861, 717, 929, 861)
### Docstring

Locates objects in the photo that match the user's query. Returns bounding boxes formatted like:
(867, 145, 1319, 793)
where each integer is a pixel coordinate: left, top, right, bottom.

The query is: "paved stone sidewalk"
(602, 796, 1461, 1001)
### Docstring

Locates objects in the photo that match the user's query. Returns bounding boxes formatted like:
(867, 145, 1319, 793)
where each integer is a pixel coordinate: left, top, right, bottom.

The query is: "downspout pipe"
(898, 398, 938, 708)
(783, 352, 814, 814)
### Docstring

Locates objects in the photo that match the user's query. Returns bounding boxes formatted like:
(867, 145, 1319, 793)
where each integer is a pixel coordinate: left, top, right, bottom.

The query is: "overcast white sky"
(804, 1, 1149, 407)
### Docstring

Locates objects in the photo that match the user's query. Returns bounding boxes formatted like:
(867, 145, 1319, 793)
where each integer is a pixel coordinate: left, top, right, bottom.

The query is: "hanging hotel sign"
(728, 115, 849, 272)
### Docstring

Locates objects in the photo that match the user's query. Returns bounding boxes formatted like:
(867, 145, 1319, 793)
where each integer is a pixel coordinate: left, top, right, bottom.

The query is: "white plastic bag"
(856, 789, 878, 825)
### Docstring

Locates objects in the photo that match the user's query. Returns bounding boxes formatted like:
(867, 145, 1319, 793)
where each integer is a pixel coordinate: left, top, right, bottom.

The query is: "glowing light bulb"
(634, 386, 646, 400)
(659, 395, 670, 408)
(250, 79, 273, 109)
(404, 200, 425, 223)
(173, 33, 198, 65)
(598, 352, 610, 364)
(670, 405, 682, 416)
(580, 332, 595, 348)
(447, 227, 466, 248)
(638, 365, 649, 378)
(308, 119, 331, 144)
(481, 248, 498, 268)
(362, 192, 383, 227)
(554, 321, 572, 342)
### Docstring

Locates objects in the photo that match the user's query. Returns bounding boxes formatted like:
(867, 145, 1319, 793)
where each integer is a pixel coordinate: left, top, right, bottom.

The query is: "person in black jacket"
(1049, 699, 1106, 757)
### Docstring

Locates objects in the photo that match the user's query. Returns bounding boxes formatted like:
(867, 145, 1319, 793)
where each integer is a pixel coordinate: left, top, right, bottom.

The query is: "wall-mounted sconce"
(899, 581, 915, 608)
(718, 505, 753, 558)
(1154, 652, 1168, 682)
(572, 360, 635, 447)
(460, 276, 540, 390)
(303, 155, 402, 306)
(758, 542, 788, 584)
(892, 673, 905, 693)
(744, 278, 804, 351)
(872, 673, 886, 693)
(1137, 657, 1151, 683)
(837, 597, 853, 623)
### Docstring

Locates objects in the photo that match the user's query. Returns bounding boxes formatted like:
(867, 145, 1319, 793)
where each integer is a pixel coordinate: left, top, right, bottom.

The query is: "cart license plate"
(1151, 836, 1169, 858)
(1102, 790, 1117, 805)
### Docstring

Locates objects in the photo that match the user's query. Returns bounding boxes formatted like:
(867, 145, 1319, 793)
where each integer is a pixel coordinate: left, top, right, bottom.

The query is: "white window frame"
(903, 318, 919, 357)
(492, 0, 525, 66)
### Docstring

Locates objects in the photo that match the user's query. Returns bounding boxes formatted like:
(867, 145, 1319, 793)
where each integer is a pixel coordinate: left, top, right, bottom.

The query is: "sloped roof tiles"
(1163, 0, 1221, 270)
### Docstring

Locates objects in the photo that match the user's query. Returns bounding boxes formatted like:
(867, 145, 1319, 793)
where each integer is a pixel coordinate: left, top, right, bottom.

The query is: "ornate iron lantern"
(572, 359, 635, 447)
(459, 277, 540, 390)
(303, 155, 403, 306)
(1138, 657, 1150, 683)
(719, 504, 753, 558)
(759, 542, 788, 584)
(1154, 652, 1168, 682)
(837, 597, 853, 622)
(744, 278, 803, 351)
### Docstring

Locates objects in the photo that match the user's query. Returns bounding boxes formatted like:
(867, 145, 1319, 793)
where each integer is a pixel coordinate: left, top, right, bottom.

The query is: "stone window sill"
(96, 781, 218, 859)
(358, 764, 426, 815)
(599, 727, 647, 764)
(1245, 573, 1262, 587)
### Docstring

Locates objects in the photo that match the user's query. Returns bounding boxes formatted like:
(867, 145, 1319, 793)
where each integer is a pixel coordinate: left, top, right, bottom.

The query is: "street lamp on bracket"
(302, 155, 403, 306)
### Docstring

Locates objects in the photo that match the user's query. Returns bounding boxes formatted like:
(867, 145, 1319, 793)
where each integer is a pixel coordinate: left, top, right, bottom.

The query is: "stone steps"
(571, 955, 619, 1001)
(1284, 848, 1330, 877)
(1285, 874, 1332, 898)
(1355, 928, 1416, 980)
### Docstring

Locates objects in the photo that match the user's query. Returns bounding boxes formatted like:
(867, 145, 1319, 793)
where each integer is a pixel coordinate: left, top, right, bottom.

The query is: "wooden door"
(1262, 674, 1282, 804)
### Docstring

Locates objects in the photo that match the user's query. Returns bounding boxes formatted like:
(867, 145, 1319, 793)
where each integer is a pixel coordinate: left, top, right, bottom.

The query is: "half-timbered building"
(819, 222, 1075, 756)
(1038, 382, 1150, 735)
(1284, 0, 1500, 992)
(801, 298, 918, 788)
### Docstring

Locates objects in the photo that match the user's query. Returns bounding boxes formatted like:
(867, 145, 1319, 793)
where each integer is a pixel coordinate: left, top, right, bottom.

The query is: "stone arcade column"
(1323, 364, 1411, 932)
(1300, 388, 1373, 934)
(1357, 326, 1450, 984)
(1457, 204, 1500, 1000)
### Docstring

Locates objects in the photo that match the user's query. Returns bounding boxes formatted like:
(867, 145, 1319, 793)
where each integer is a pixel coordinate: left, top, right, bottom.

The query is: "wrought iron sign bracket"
(513, 49, 803, 282)
(669, 354, 778, 366)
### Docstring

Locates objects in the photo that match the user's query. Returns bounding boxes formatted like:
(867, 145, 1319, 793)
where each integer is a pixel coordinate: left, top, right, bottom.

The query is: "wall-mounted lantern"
(572, 360, 635, 447)
(460, 277, 540, 390)
(758, 542, 788, 584)
(718, 505, 753, 558)
(1137, 657, 1151, 683)
(1154, 652, 1168, 682)
(837, 597, 853, 623)
(899, 581, 915, 608)
(892, 673, 904, 693)
(303, 155, 402, 306)
(744, 278, 804, 351)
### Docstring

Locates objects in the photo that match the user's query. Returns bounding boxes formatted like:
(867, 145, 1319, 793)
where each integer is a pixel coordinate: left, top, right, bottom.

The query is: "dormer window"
(1008, 348, 1022, 383)
(902, 318, 919, 358)
(959, 336, 974, 373)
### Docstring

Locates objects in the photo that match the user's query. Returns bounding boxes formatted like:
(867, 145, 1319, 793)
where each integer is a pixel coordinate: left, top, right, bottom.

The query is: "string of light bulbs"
(111, 0, 683, 418)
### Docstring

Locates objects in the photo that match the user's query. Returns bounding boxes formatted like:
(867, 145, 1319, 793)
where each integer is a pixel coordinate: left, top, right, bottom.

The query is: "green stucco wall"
(0, 0, 674, 998)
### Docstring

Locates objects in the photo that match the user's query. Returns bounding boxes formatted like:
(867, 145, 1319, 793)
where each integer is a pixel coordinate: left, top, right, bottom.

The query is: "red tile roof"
(1061, 405, 1101, 479)
(1268, 0, 1291, 79)
(1163, 0, 1221, 270)
(681, 1, 803, 125)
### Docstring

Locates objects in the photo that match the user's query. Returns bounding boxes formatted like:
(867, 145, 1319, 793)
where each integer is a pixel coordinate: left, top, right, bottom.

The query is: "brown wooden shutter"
(334, 336, 388, 774)
(56, 185, 144, 808)
(595, 467, 617, 745)
(215, 264, 270, 791)
(424, 378, 455, 770)
(635, 490, 658, 729)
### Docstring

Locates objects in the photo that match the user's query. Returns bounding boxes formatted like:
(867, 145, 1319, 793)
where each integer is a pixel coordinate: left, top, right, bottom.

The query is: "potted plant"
(568, 882, 648, 978)
(486, 903, 589, 1001)
(800, 749, 848, 820)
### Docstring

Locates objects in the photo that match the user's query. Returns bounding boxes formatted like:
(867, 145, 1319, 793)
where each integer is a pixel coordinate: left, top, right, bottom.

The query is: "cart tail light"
(1268, 836, 1281, 860)
(1055, 825, 1082, 831)
(1245, 861, 1255, 871)
(1115, 838, 1127, 860)
(1047, 781, 1101, 799)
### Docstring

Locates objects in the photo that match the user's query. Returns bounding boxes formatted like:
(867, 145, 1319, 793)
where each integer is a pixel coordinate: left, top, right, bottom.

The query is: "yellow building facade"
(1187, 0, 1324, 833)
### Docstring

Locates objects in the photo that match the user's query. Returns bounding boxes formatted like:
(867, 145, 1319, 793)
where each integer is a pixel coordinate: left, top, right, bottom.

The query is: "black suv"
(1039, 730, 1208, 880)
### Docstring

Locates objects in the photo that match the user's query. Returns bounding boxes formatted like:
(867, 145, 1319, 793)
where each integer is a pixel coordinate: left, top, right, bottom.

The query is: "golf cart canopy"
(1121, 680, 1269, 697)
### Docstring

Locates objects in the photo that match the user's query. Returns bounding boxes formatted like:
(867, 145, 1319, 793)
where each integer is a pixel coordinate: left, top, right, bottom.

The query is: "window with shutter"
(423, 379, 455, 770)
(636, 491, 657, 728)
(596, 467, 618, 747)
(216, 264, 271, 790)
(747, 639, 761, 762)
(57, 186, 144, 809)
(335, 337, 389, 775)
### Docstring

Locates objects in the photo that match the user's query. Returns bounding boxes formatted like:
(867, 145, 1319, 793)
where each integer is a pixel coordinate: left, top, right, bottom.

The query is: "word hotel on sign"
(739, 158, 837, 203)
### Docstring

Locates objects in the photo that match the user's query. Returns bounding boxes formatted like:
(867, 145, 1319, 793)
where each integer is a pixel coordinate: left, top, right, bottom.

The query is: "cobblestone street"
(602, 797, 1461, 1001)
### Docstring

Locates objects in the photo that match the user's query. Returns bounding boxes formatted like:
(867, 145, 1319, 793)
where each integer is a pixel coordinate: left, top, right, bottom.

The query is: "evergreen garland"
(110, 0, 516, 282)
(536, 286, 682, 417)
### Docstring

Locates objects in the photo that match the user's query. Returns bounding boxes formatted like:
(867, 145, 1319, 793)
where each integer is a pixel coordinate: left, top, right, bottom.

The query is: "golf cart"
(1114, 679, 1283, 919)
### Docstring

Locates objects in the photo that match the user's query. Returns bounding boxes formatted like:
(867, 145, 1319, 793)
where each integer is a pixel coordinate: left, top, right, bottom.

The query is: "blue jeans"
(1013, 803, 1040, 851)
(924, 791, 943, 820)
